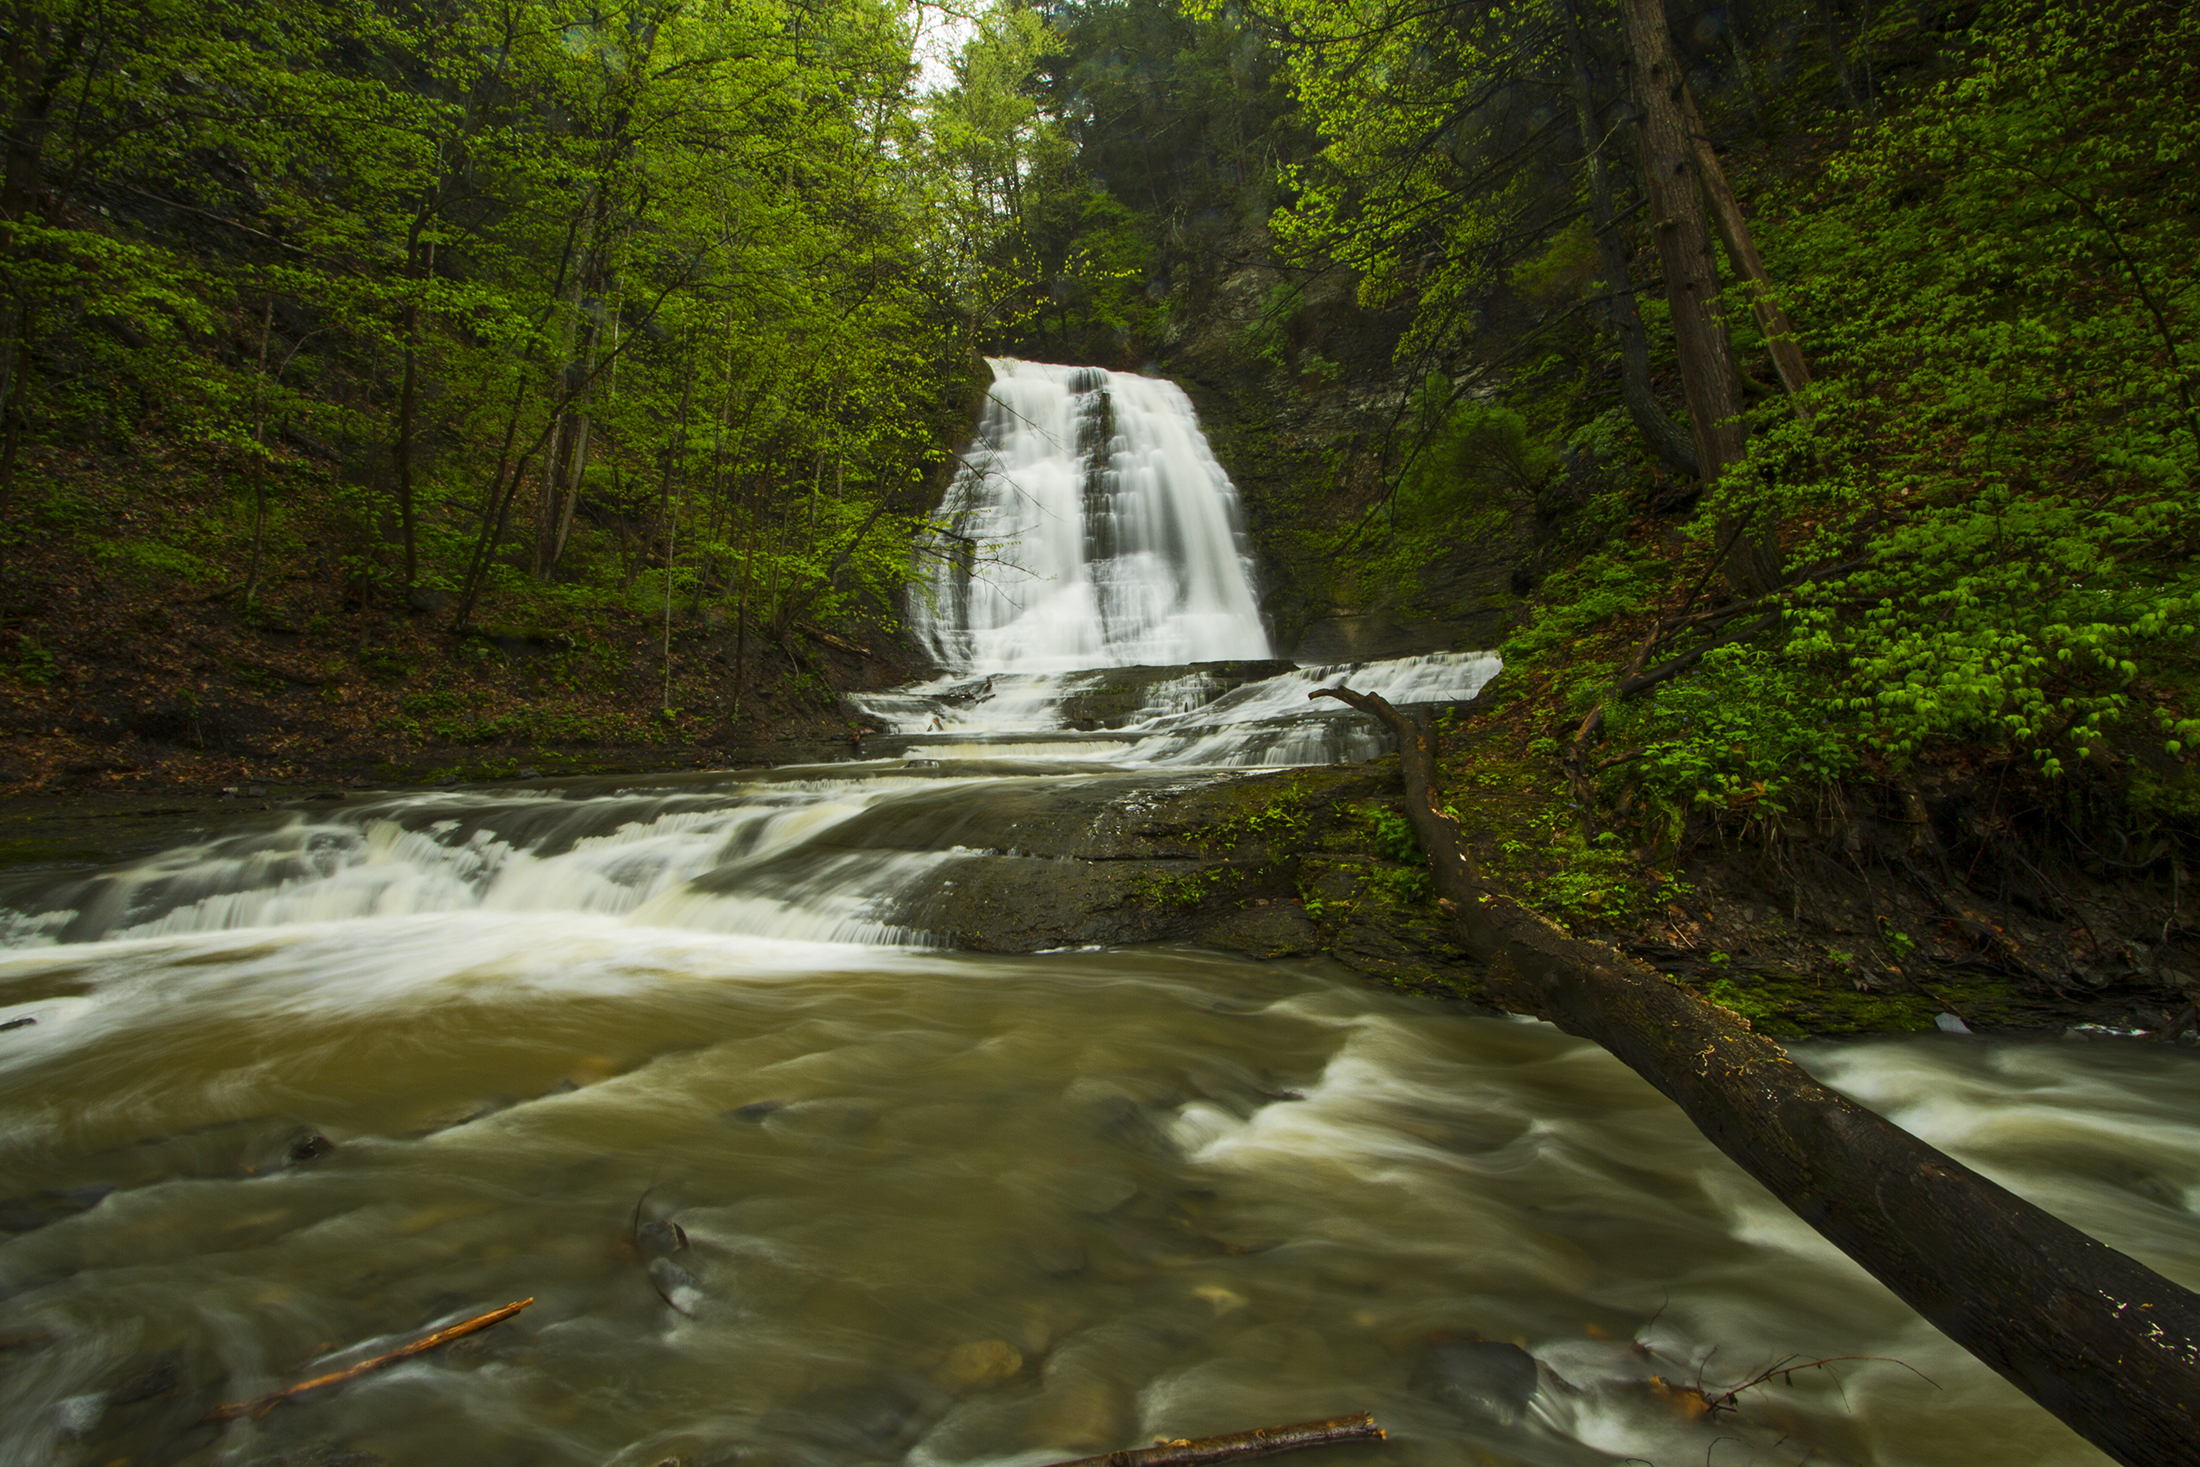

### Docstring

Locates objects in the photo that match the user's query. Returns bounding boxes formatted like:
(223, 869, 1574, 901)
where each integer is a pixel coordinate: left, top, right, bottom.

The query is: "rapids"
(2, 359, 2197, 1466)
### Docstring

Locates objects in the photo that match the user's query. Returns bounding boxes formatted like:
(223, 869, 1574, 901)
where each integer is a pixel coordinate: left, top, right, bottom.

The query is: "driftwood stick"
(1044, 1412, 1385, 1467)
(204, 1297, 534, 1422)
(1310, 682, 2200, 1467)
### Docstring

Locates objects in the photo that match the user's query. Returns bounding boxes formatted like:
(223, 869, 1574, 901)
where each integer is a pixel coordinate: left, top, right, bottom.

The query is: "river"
(2, 361, 2197, 1466)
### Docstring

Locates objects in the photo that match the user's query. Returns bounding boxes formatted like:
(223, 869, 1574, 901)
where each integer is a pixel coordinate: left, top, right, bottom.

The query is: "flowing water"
(3, 361, 2198, 1467)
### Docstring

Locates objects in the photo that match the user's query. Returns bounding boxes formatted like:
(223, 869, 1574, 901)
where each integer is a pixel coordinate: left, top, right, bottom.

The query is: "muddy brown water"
(3, 882, 2198, 1465)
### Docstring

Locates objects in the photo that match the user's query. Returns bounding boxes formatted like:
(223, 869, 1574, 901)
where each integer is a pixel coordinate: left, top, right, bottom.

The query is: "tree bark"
(1618, 0, 1779, 594)
(1680, 84, 1812, 412)
(1044, 1414, 1385, 1467)
(1561, 0, 1697, 478)
(242, 292, 275, 610)
(1310, 682, 2200, 1467)
(393, 249, 426, 593)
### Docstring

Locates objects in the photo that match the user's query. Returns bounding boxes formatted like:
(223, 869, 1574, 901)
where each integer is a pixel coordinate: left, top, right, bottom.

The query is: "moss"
(1688, 966, 2026, 1039)
(1129, 863, 1250, 911)
(1174, 777, 1319, 852)
(0, 838, 116, 868)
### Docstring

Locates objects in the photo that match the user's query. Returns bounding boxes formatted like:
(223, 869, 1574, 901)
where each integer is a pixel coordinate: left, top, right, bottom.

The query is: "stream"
(3, 360, 2198, 1467)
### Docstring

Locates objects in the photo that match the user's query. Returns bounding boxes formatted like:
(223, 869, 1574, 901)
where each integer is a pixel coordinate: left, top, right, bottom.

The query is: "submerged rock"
(637, 1218, 690, 1256)
(725, 1099, 786, 1122)
(1410, 1338, 1540, 1426)
(937, 1338, 1024, 1388)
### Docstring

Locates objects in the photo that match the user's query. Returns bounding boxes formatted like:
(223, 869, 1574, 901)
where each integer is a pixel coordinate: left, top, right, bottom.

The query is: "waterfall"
(911, 359, 1272, 672)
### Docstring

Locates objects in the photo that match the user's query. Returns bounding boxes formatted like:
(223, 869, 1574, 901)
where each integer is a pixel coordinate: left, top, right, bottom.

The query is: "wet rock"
(1066, 1168, 1138, 1216)
(764, 1374, 939, 1455)
(937, 1338, 1023, 1388)
(0, 1183, 115, 1233)
(725, 1099, 786, 1123)
(109, 1358, 181, 1405)
(1198, 902, 1320, 960)
(1410, 1339, 1540, 1426)
(1029, 1370, 1131, 1456)
(1191, 1283, 1248, 1314)
(403, 1099, 507, 1136)
(242, 1445, 390, 1467)
(648, 1256, 705, 1316)
(1333, 922, 1468, 996)
(0, 1015, 34, 1031)
(1085, 1093, 1146, 1137)
(284, 1129, 335, 1164)
(637, 1218, 690, 1256)
(53, 1391, 105, 1439)
(1049, 660, 1300, 729)
(1026, 1232, 1088, 1277)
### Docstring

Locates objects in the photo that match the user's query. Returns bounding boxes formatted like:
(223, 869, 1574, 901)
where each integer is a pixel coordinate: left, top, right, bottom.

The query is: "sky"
(908, 1, 979, 94)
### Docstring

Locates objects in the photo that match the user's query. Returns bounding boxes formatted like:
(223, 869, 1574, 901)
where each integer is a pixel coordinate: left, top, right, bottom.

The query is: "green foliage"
(0, 0, 978, 690)
(95, 539, 216, 584)
(1501, 549, 1669, 673)
(1322, 383, 1551, 610)
(1609, 644, 1858, 847)
(1736, 0, 2200, 776)
(1365, 807, 1421, 865)
(4, 633, 58, 686)
(1510, 219, 1600, 306)
(1698, 977, 1803, 1038)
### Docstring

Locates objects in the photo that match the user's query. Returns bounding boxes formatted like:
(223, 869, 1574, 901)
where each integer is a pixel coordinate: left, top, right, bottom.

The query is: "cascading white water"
(912, 359, 1271, 672)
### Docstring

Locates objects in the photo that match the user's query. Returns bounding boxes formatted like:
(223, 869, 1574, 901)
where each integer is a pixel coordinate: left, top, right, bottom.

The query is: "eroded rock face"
(825, 759, 1483, 1001)
(1153, 229, 1534, 662)
(1053, 660, 1299, 730)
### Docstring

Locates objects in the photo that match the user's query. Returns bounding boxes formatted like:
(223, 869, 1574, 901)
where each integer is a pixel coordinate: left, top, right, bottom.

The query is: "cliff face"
(1152, 232, 1538, 664)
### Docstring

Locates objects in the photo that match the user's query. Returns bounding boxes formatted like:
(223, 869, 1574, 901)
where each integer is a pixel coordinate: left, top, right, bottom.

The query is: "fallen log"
(1043, 1412, 1385, 1467)
(204, 1297, 533, 1422)
(1311, 684, 2200, 1467)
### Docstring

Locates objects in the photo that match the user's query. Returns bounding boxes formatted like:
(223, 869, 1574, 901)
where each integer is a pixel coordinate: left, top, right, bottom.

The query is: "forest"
(0, 0, 2190, 843)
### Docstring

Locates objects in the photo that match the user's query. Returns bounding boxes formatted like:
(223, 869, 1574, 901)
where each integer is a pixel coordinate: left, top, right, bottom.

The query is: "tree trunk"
(550, 409, 590, 567)
(535, 265, 595, 579)
(0, 300, 31, 528)
(242, 293, 275, 610)
(733, 485, 756, 721)
(1826, 0, 1863, 113)
(1561, 0, 1696, 478)
(1680, 84, 1812, 412)
(1312, 682, 2200, 1467)
(657, 368, 693, 708)
(394, 306, 421, 592)
(1619, 0, 1777, 594)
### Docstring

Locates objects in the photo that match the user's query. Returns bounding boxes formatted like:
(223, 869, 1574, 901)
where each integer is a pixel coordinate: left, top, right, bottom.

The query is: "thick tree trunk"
(550, 409, 590, 567)
(1680, 84, 1812, 412)
(1561, 0, 1696, 478)
(1312, 682, 2200, 1467)
(1618, 0, 1780, 594)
